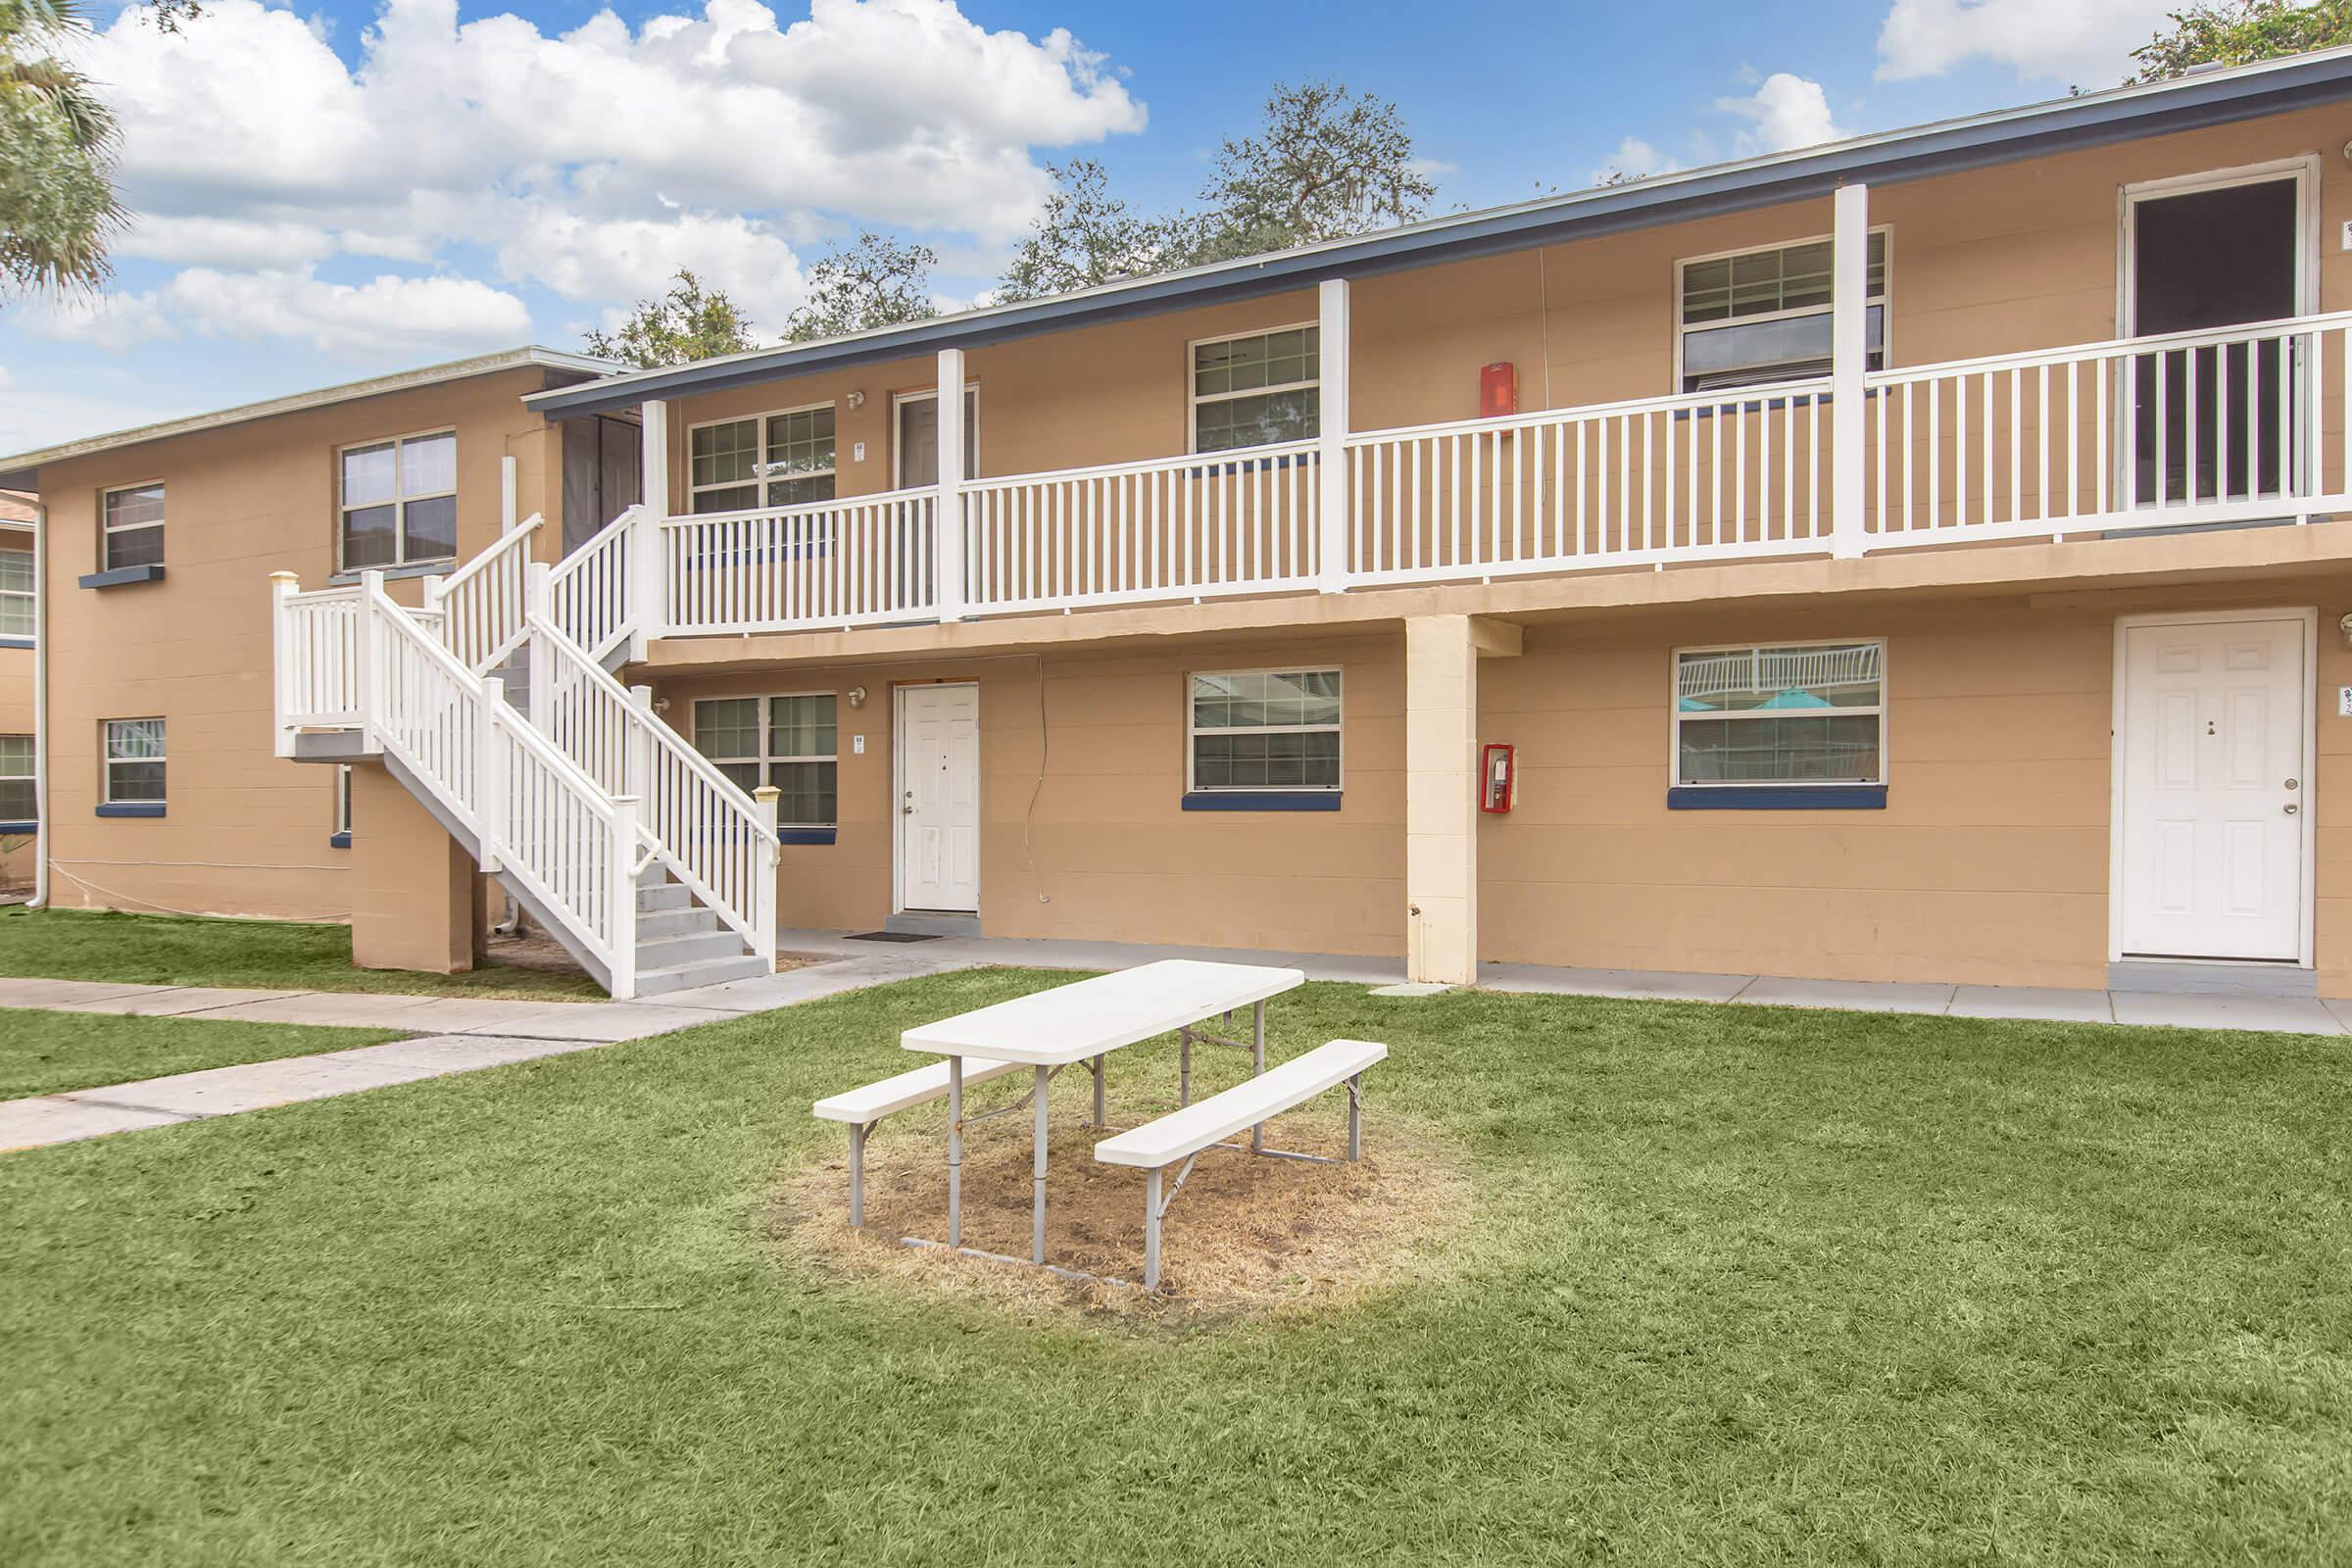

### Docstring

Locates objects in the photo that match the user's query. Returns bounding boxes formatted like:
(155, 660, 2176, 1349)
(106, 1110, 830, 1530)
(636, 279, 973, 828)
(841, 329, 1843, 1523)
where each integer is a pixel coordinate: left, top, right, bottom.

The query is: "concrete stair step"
(636, 929, 751, 967)
(635, 952, 772, 999)
(637, 906, 720, 940)
(636, 882, 695, 913)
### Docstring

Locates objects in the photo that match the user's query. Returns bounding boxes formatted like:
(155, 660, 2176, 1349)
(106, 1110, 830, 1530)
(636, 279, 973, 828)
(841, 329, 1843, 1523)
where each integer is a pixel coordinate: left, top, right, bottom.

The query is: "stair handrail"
(424, 513, 542, 673)
(523, 579, 779, 958)
(545, 504, 638, 663)
(356, 573, 647, 998)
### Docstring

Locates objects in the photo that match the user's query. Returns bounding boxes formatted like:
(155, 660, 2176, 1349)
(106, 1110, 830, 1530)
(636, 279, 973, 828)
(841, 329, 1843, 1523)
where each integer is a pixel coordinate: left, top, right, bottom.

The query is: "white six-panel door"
(2116, 613, 2309, 961)
(897, 683, 980, 912)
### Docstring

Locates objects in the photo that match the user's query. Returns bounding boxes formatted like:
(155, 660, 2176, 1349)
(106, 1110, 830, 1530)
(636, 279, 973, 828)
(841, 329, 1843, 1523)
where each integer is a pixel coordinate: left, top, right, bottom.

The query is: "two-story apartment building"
(0, 349, 624, 957)
(27, 49, 2352, 1001)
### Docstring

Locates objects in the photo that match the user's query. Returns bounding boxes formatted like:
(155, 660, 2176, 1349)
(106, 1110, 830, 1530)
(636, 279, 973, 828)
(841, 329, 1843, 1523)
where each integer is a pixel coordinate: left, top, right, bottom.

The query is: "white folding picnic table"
(900, 958, 1304, 1271)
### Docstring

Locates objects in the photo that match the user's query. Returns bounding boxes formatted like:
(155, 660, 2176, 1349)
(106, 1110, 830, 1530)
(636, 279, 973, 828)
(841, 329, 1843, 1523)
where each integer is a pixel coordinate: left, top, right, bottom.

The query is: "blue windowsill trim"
(0, 819, 35, 834)
(777, 827, 837, 845)
(96, 802, 166, 817)
(327, 561, 454, 586)
(1182, 791, 1342, 812)
(1668, 785, 1886, 810)
(328, 830, 352, 849)
(79, 564, 165, 589)
(0, 636, 30, 650)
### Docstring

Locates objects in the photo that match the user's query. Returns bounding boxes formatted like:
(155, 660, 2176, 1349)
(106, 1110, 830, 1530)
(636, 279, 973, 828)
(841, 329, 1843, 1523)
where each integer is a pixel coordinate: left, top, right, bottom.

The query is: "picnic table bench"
(810, 958, 1385, 1289)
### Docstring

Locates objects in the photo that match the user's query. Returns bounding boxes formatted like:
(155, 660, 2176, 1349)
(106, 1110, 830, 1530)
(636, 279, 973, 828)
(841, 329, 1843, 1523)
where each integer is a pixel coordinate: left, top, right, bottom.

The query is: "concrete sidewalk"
(10, 934, 2346, 1156)
(0, 949, 975, 1153)
(778, 930, 2352, 1036)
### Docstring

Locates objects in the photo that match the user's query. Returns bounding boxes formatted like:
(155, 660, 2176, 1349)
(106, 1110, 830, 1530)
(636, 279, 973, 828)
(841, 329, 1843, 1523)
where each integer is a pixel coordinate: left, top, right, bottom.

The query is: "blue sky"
(1, 0, 2185, 454)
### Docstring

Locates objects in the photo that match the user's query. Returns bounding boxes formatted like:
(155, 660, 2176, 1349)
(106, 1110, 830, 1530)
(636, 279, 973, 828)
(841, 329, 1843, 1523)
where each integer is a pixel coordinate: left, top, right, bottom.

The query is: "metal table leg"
(947, 1053, 964, 1249)
(1091, 1054, 1105, 1127)
(1250, 999, 1267, 1153)
(1179, 1027, 1192, 1106)
(1032, 1063, 1050, 1264)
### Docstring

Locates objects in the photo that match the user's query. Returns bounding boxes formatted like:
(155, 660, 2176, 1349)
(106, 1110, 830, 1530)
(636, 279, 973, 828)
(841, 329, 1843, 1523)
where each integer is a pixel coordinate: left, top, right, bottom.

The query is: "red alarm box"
(1480, 362, 1518, 419)
(1481, 743, 1516, 813)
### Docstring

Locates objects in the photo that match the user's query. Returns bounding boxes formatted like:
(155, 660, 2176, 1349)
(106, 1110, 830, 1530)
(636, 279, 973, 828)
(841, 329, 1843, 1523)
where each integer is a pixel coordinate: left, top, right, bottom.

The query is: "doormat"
(846, 931, 942, 943)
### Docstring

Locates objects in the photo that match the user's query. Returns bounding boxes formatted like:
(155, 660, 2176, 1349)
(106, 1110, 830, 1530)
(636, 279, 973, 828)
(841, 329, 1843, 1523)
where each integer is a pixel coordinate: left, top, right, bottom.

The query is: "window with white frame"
(692, 694, 838, 825)
(103, 717, 166, 806)
(1678, 232, 1886, 393)
(689, 406, 837, 514)
(0, 535, 31, 638)
(340, 431, 457, 569)
(102, 482, 165, 571)
(1189, 668, 1342, 792)
(0, 735, 32, 823)
(1674, 642, 1884, 786)
(1192, 325, 1319, 454)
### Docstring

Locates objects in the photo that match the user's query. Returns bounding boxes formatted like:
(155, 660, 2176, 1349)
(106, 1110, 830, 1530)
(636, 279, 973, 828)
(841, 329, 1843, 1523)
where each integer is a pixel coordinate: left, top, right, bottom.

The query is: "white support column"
(525, 562, 554, 735)
(630, 400, 670, 661)
(935, 347, 966, 623)
(477, 677, 508, 873)
(355, 568, 384, 755)
(1317, 277, 1351, 592)
(609, 795, 640, 1001)
(1404, 614, 1479, 986)
(500, 454, 518, 533)
(1831, 181, 1869, 560)
(268, 570, 298, 758)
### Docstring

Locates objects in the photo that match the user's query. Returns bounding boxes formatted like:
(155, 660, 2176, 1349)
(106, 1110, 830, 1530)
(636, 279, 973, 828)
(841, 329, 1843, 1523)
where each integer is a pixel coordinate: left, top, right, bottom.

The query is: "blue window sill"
(777, 827, 837, 846)
(328, 561, 454, 586)
(328, 830, 352, 849)
(0, 819, 35, 834)
(79, 564, 165, 589)
(1182, 791, 1341, 812)
(0, 636, 30, 650)
(1668, 785, 1886, 810)
(96, 802, 166, 818)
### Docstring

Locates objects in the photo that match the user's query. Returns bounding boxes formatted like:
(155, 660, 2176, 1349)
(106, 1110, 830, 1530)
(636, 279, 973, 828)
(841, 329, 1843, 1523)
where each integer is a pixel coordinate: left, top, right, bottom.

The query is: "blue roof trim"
(526, 51, 2352, 419)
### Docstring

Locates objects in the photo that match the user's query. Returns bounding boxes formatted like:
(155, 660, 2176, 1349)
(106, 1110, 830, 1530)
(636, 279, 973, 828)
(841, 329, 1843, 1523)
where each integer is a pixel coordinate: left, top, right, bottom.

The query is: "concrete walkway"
(0, 950, 971, 1153)
(776, 931, 2352, 1037)
(8, 934, 2344, 1155)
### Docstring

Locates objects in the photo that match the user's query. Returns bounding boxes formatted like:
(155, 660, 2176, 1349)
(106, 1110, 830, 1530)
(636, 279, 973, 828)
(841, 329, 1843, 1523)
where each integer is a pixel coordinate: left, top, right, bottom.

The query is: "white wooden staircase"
(269, 509, 779, 999)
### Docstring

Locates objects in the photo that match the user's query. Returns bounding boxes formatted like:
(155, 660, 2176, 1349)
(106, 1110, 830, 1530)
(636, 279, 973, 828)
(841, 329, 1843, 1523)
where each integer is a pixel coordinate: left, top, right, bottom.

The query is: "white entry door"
(898, 683, 980, 912)
(2116, 614, 2309, 961)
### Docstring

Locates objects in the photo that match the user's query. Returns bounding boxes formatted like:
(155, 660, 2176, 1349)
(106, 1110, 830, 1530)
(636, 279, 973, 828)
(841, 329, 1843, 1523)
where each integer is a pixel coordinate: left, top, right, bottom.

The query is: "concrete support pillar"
(349, 761, 475, 975)
(1405, 615, 1481, 985)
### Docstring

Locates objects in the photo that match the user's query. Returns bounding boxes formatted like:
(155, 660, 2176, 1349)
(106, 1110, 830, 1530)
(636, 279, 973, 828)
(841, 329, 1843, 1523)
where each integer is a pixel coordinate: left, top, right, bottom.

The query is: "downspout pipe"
(26, 492, 47, 908)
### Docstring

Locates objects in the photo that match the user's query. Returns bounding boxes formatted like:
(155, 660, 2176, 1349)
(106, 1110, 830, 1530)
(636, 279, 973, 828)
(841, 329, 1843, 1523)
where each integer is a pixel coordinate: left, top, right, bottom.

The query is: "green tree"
(0, 0, 123, 294)
(1184, 80, 1437, 265)
(583, 269, 757, 368)
(782, 231, 938, 341)
(2131, 0, 2352, 82)
(997, 160, 1186, 303)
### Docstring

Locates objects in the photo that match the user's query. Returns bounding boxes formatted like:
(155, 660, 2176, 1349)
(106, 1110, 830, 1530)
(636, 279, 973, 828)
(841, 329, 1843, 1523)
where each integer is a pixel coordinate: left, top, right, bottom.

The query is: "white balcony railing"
(658, 489, 937, 636)
(635, 312, 2352, 645)
(962, 440, 1322, 613)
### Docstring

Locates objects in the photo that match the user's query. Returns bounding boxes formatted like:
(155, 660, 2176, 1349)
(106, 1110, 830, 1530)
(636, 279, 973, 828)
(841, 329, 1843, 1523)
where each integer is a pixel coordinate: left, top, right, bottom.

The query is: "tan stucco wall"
(35, 368, 564, 917)
(1479, 577, 2352, 993)
(652, 631, 1405, 955)
(653, 103, 2352, 520)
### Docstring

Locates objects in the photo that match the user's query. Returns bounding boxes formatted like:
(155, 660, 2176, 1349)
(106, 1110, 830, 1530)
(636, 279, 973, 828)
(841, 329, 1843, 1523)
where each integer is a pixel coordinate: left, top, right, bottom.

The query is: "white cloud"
(60, 0, 1147, 359)
(1592, 136, 1679, 184)
(1716, 73, 1842, 154)
(14, 290, 177, 351)
(116, 216, 337, 270)
(163, 269, 533, 360)
(497, 207, 809, 327)
(1877, 0, 2179, 84)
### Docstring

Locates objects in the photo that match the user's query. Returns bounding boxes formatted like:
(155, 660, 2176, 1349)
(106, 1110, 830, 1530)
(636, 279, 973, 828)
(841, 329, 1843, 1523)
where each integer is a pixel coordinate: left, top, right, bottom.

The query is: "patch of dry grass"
(770, 1082, 1473, 1324)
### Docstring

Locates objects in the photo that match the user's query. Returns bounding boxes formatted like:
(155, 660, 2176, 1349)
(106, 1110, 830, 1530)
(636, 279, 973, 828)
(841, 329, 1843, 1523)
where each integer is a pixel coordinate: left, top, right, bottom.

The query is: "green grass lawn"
(0, 906, 600, 1000)
(5, 971, 2349, 1566)
(0, 1008, 413, 1099)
